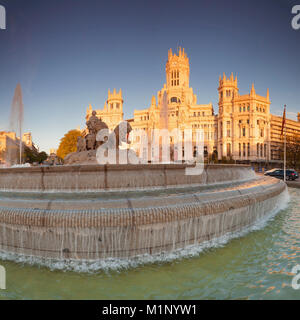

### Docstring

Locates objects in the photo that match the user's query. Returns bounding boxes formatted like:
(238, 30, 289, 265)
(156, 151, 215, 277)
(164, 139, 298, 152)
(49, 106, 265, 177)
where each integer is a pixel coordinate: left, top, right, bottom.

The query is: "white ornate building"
(85, 48, 300, 163)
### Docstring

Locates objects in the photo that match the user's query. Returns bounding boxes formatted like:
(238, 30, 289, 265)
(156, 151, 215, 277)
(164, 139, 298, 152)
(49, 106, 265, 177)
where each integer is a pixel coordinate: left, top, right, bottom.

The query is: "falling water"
(8, 83, 24, 165)
(156, 91, 169, 162)
(160, 91, 168, 130)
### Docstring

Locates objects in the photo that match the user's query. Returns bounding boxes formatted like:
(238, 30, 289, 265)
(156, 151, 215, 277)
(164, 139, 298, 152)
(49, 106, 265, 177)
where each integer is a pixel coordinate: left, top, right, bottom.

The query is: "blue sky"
(0, 0, 299, 152)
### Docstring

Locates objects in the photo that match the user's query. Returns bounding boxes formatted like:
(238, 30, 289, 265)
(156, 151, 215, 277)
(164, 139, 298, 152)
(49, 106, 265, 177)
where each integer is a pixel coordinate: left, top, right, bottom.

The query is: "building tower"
(218, 73, 239, 158)
(166, 47, 190, 91)
(106, 88, 123, 114)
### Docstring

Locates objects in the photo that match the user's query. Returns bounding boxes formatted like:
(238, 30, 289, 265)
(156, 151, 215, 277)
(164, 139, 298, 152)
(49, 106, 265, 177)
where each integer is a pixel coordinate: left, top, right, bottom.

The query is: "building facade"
(0, 131, 34, 165)
(85, 48, 300, 164)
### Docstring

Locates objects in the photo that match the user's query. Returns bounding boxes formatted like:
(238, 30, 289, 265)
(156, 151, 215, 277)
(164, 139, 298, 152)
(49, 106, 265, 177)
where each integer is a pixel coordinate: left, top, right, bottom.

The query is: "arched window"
(170, 97, 177, 103)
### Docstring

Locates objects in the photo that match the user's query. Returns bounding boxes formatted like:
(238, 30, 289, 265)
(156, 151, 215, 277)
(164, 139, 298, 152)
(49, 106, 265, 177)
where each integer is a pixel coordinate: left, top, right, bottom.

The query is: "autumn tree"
(57, 129, 82, 160)
(0, 149, 5, 163)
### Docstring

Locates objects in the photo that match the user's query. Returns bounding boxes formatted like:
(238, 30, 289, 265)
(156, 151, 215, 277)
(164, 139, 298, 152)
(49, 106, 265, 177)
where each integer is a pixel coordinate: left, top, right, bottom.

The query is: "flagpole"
(284, 126, 286, 182)
(283, 105, 286, 182)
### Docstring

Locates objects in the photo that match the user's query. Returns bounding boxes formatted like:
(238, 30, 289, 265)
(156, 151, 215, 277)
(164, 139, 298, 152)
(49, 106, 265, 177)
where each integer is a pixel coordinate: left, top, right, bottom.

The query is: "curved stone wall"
(0, 164, 255, 191)
(0, 164, 287, 261)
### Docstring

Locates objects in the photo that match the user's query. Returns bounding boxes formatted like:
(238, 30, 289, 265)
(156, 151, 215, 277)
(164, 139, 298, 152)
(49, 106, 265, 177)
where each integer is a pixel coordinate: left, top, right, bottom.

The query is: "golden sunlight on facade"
(85, 48, 300, 164)
(0, 132, 33, 164)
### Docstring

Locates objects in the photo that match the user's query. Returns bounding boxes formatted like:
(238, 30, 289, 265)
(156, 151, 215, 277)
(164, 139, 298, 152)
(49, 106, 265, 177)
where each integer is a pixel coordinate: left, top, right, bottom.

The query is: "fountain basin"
(0, 164, 287, 262)
(0, 163, 255, 191)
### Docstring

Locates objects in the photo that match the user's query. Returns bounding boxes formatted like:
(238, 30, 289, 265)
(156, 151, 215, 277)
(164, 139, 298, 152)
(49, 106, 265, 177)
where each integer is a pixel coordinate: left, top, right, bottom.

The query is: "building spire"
(251, 83, 256, 95)
(266, 88, 269, 101)
(151, 95, 156, 106)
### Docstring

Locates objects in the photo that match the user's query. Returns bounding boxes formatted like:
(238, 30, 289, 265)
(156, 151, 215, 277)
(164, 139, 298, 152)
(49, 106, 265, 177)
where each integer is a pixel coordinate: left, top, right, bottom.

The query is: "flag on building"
(281, 105, 286, 137)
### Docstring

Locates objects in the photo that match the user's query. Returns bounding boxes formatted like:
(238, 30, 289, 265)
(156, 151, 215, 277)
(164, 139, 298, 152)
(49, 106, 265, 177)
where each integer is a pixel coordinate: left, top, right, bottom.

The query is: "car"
(264, 169, 299, 181)
(264, 168, 280, 175)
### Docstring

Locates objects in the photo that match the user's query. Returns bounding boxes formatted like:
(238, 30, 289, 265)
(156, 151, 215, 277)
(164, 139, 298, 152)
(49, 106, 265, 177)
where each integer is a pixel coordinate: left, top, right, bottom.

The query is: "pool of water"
(0, 188, 299, 300)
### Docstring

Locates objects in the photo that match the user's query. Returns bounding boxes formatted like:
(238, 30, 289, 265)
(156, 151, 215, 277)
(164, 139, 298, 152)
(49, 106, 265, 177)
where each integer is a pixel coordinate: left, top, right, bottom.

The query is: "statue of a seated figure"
(76, 111, 109, 152)
(66, 112, 139, 165)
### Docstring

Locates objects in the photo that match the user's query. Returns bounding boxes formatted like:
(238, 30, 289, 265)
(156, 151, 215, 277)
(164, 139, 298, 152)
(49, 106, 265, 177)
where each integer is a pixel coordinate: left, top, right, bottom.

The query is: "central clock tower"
(166, 47, 190, 90)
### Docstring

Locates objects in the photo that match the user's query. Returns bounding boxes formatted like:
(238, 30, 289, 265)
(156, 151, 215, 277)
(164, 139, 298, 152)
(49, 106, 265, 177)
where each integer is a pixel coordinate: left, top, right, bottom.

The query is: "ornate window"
(171, 69, 179, 86)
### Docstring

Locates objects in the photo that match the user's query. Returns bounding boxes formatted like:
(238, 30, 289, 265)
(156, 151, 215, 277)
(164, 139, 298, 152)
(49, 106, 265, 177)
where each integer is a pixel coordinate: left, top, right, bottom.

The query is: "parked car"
(264, 169, 299, 181)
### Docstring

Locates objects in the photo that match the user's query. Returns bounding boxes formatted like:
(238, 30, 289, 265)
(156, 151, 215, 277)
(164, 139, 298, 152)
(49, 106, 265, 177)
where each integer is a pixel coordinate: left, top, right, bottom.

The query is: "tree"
(24, 147, 49, 164)
(37, 151, 48, 163)
(57, 129, 82, 159)
(24, 146, 38, 163)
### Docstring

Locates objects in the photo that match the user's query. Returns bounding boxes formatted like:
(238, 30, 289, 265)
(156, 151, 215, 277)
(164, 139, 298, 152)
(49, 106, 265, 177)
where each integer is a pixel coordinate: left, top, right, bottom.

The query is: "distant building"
(270, 113, 300, 161)
(85, 48, 300, 165)
(49, 148, 57, 155)
(86, 89, 124, 131)
(0, 131, 35, 165)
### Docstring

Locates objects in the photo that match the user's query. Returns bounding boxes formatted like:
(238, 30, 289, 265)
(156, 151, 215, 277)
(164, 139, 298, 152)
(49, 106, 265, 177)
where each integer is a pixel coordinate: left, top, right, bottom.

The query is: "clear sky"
(0, 0, 299, 153)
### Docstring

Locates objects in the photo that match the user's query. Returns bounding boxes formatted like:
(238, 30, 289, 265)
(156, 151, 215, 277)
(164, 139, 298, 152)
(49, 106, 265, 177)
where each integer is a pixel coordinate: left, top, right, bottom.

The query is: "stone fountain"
(0, 111, 288, 267)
